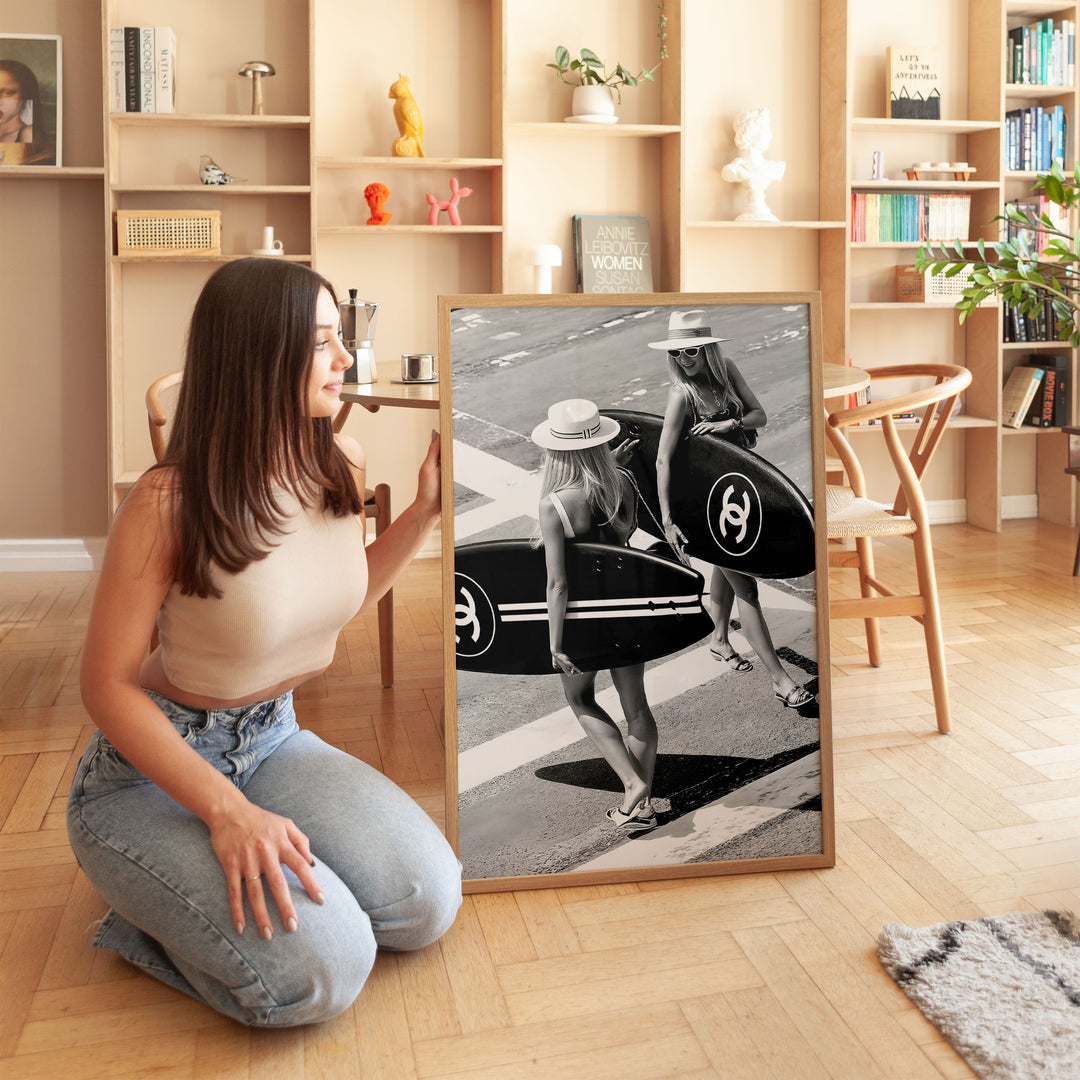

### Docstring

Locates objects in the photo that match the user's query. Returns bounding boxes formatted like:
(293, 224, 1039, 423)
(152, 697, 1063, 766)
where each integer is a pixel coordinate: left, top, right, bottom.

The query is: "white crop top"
(156, 492, 368, 699)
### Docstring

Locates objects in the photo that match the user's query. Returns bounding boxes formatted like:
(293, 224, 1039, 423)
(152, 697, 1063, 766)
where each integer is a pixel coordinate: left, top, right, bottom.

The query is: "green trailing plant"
(547, 2, 668, 103)
(916, 162, 1080, 346)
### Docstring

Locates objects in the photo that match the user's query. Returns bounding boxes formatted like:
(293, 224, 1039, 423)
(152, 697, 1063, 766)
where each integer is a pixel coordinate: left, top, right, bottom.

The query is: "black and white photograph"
(440, 293, 834, 891)
(0, 34, 61, 166)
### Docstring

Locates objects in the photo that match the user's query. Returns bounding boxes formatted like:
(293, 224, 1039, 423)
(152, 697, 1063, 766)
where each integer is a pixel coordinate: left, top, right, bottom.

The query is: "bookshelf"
(2, 0, 1075, 539)
(821, 0, 1078, 530)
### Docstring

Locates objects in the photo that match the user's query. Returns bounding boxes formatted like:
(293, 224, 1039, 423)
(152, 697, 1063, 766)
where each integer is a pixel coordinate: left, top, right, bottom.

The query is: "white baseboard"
(926, 499, 968, 525)
(1002, 494, 1040, 520)
(0, 538, 103, 572)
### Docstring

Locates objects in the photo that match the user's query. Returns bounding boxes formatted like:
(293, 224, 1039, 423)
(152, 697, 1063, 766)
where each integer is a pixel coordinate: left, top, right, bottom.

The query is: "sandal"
(710, 645, 753, 672)
(774, 685, 814, 709)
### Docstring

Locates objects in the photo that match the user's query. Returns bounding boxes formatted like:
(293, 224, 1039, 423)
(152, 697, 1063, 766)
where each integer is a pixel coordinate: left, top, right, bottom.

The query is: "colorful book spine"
(1001, 365, 1045, 428)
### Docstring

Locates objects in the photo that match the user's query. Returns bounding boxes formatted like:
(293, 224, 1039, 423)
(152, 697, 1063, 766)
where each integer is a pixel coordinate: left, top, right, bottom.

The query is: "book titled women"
(571, 215, 653, 293)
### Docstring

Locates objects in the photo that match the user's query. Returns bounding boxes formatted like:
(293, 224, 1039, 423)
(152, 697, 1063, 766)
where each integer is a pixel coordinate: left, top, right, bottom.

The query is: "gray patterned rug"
(877, 910, 1080, 1080)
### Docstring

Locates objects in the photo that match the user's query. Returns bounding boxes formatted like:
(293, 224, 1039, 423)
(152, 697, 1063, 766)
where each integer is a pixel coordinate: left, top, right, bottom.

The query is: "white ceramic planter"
(570, 84, 617, 122)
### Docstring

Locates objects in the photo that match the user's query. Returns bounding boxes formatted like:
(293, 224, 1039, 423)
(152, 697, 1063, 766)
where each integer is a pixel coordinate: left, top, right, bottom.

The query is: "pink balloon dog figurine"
(426, 178, 473, 226)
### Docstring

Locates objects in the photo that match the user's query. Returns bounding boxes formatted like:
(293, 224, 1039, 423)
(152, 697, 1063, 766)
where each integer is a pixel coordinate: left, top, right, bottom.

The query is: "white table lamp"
(531, 244, 562, 294)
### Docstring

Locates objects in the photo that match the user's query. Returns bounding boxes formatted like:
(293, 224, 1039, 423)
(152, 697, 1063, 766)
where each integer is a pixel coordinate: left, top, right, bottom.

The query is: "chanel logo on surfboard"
(706, 473, 763, 558)
(454, 574, 497, 660)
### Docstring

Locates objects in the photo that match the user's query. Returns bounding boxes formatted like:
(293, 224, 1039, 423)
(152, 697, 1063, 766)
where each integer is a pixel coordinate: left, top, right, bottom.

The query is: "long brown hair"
(159, 258, 362, 597)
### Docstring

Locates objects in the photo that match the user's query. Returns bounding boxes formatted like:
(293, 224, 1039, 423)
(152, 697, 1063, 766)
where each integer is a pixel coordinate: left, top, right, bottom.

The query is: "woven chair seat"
(825, 484, 917, 539)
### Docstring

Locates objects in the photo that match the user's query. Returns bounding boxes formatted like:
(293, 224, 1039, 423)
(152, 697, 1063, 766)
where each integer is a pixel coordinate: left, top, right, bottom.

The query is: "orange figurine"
(388, 74, 424, 157)
(364, 182, 392, 225)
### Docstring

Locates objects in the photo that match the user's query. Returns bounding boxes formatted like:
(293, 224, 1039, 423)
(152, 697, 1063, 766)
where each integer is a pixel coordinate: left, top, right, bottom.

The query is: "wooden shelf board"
(318, 225, 502, 234)
(1005, 83, 1075, 101)
(850, 302, 970, 310)
(113, 254, 312, 264)
(1003, 424, 1068, 435)
(110, 185, 311, 194)
(852, 240, 983, 249)
(511, 122, 681, 137)
(0, 166, 104, 179)
(1003, 340, 1072, 349)
(851, 117, 1000, 135)
(845, 416, 996, 432)
(317, 156, 502, 170)
(851, 180, 1000, 191)
(1007, 0, 1076, 15)
(111, 113, 309, 129)
(688, 220, 846, 230)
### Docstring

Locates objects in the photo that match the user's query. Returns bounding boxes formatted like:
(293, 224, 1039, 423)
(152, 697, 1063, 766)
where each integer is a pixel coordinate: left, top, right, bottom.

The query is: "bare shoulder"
(334, 431, 365, 470)
(105, 467, 178, 583)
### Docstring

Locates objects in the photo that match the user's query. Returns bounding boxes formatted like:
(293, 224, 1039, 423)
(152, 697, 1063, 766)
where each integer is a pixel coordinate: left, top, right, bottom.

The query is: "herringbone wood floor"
(1, 520, 1078, 1079)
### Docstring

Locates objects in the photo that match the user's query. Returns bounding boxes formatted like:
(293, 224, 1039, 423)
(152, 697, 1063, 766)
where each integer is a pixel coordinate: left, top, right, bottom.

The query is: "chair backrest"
(146, 371, 184, 463)
(147, 370, 355, 464)
(826, 363, 973, 519)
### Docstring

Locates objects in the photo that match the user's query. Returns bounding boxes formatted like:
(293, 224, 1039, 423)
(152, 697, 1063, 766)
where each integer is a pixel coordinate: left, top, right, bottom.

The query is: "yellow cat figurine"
(388, 74, 424, 157)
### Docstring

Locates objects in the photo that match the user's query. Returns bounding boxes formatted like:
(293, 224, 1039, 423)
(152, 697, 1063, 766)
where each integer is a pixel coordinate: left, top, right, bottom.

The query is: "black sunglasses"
(668, 346, 702, 359)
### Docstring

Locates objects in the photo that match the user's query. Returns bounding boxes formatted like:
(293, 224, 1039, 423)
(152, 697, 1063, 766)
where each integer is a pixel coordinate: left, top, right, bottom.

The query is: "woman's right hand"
(208, 800, 325, 940)
(551, 649, 583, 676)
(663, 520, 692, 567)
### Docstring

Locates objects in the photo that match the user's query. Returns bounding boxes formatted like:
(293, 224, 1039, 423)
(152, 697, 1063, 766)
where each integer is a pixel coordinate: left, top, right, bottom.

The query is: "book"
(1024, 354, 1069, 427)
(124, 27, 140, 111)
(138, 27, 156, 114)
(155, 27, 177, 113)
(1001, 365, 1046, 427)
(109, 27, 125, 113)
(572, 215, 653, 294)
(886, 45, 942, 119)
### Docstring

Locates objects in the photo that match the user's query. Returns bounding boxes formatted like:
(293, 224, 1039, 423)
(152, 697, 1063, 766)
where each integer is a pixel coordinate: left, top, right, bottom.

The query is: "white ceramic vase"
(570, 84, 617, 122)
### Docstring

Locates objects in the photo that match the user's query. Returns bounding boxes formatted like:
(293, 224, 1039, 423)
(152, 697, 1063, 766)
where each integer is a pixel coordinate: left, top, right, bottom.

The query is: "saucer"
(252, 248, 284, 256)
(563, 114, 619, 125)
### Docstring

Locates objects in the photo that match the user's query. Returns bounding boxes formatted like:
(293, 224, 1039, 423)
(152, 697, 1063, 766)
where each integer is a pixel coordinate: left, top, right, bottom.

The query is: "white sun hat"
(648, 309, 730, 350)
(531, 398, 621, 451)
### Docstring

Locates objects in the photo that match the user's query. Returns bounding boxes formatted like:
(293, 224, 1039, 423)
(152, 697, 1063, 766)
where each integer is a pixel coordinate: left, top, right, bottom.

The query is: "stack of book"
(1003, 296, 1060, 342)
(1023, 354, 1070, 428)
(109, 27, 176, 113)
(1005, 196, 1071, 254)
(1008, 17, 1075, 85)
(1004, 105, 1068, 172)
(850, 192, 971, 243)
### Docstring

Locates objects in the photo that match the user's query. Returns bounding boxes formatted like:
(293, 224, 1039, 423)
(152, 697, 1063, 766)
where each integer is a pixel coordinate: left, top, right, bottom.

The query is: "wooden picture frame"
(439, 293, 833, 892)
(0, 34, 62, 167)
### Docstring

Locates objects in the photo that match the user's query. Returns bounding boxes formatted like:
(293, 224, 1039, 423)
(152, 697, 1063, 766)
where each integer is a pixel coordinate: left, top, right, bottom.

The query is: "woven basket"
(116, 210, 222, 256)
(895, 264, 975, 304)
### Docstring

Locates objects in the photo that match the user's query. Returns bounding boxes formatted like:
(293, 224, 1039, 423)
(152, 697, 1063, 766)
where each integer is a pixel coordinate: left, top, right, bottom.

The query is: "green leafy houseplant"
(916, 162, 1080, 346)
(547, 3, 668, 104)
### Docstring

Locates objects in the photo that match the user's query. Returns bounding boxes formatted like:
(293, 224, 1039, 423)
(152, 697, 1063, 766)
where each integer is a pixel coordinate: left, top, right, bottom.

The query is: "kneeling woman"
(533, 399, 658, 828)
(68, 259, 461, 1028)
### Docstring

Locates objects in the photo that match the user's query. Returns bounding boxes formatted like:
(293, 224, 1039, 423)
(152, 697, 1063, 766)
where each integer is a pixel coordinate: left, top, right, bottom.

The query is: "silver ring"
(246, 876, 261, 884)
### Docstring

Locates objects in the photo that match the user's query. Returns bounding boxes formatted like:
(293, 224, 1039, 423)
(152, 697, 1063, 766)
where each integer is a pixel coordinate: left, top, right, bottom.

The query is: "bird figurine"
(388, 74, 424, 157)
(199, 154, 246, 185)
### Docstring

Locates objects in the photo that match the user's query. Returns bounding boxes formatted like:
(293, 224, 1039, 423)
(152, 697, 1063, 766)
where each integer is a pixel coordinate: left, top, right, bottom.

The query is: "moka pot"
(339, 289, 378, 384)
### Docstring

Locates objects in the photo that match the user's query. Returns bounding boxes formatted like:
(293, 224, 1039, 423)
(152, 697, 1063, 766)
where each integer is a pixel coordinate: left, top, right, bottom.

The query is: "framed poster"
(0, 34, 62, 166)
(439, 293, 833, 892)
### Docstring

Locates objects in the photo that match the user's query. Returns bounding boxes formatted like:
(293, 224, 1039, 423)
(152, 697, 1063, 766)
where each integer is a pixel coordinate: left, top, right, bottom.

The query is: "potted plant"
(547, 2, 668, 122)
(916, 163, 1080, 346)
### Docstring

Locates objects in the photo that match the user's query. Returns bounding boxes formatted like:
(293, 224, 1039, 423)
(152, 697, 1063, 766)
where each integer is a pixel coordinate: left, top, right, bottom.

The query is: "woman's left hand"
(415, 431, 441, 521)
(612, 436, 640, 468)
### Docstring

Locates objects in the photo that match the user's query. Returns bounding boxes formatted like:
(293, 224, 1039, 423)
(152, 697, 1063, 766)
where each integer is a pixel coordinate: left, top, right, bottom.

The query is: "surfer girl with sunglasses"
(651, 311, 814, 710)
(532, 399, 659, 830)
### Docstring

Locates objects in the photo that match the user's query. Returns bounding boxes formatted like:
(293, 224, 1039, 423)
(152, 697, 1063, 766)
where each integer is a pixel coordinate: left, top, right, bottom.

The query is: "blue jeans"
(67, 690, 462, 1027)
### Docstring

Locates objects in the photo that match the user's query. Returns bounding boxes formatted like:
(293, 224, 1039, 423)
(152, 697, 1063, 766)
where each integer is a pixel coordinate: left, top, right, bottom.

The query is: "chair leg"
(912, 528, 951, 735)
(374, 483, 394, 688)
(1073, 527, 1079, 576)
(855, 535, 883, 667)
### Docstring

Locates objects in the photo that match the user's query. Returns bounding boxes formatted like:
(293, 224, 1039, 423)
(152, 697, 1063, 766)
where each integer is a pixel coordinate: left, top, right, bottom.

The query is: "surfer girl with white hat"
(650, 311, 814, 710)
(532, 399, 658, 830)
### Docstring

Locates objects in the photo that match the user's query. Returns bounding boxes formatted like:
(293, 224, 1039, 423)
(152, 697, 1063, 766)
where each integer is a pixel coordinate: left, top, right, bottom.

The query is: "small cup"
(401, 353, 436, 381)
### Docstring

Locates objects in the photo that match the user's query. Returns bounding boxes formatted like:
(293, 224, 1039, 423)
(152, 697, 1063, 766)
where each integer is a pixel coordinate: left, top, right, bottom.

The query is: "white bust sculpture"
(721, 107, 786, 222)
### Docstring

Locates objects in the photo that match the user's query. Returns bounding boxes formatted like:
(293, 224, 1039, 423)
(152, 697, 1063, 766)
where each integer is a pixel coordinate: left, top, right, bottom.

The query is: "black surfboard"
(454, 539, 713, 675)
(602, 409, 815, 579)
